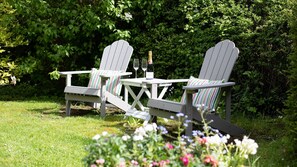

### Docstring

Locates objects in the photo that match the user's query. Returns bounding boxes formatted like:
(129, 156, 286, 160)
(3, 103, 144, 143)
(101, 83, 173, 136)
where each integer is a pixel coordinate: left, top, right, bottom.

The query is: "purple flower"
(192, 130, 204, 137)
(176, 112, 184, 117)
(158, 126, 168, 134)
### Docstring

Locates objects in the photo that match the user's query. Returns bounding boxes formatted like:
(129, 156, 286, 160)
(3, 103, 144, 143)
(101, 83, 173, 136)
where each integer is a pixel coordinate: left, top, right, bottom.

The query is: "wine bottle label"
(146, 72, 154, 79)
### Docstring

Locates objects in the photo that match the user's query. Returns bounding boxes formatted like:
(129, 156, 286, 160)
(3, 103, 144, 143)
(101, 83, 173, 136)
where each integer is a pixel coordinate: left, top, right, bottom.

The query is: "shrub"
(3, 0, 291, 117)
(84, 111, 259, 167)
(0, 0, 26, 85)
(284, 0, 297, 159)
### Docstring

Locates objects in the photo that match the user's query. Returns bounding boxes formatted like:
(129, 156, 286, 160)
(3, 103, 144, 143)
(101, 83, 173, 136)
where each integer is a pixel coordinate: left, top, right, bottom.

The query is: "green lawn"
(0, 100, 126, 167)
(0, 100, 295, 167)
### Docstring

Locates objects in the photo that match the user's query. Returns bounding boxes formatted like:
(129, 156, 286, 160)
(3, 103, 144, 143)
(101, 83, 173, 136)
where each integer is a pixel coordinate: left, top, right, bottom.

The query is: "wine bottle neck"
(148, 51, 153, 64)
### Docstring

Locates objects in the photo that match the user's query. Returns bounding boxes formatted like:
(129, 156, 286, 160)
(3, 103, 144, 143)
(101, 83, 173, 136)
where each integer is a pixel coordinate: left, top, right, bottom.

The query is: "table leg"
(151, 84, 158, 98)
(125, 85, 145, 110)
(158, 86, 169, 99)
(131, 88, 145, 111)
(124, 86, 128, 103)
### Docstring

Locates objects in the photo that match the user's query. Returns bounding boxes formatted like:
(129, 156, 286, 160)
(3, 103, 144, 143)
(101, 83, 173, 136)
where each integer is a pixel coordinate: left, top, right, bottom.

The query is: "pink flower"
(118, 161, 126, 167)
(197, 137, 207, 145)
(96, 159, 105, 165)
(150, 160, 170, 167)
(159, 160, 170, 167)
(165, 142, 174, 150)
(90, 164, 97, 167)
(180, 156, 189, 166)
(131, 160, 139, 166)
(203, 155, 218, 167)
(151, 161, 159, 166)
(180, 154, 193, 166)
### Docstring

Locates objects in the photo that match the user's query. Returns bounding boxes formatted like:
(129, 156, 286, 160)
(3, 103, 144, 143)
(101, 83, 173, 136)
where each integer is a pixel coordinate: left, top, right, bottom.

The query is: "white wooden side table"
(120, 78, 188, 122)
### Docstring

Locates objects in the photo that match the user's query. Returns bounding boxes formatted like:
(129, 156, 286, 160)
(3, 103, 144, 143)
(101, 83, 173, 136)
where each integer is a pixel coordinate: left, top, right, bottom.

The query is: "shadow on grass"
(28, 104, 129, 126)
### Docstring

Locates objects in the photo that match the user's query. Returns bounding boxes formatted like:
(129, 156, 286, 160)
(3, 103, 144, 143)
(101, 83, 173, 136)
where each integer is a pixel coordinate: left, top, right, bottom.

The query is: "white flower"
(134, 127, 147, 137)
(102, 131, 108, 136)
(205, 134, 228, 146)
(176, 113, 184, 117)
(122, 135, 131, 141)
(92, 134, 101, 140)
(144, 123, 157, 132)
(133, 135, 144, 141)
(220, 134, 230, 144)
(234, 136, 258, 158)
(218, 161, 228, 167)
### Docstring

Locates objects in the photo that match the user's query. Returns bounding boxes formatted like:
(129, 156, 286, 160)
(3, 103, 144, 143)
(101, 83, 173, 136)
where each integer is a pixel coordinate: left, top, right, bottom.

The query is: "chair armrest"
(59, 70, 92, 86)
(99, 72, 132, 84)
(100, 72, 132, 78)
(59, 70, 92, 75)
(183, 82, 235, 91)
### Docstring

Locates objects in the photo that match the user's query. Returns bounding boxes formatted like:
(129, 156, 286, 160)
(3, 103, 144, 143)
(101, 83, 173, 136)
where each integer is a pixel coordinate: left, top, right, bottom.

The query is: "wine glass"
(141, 59, 147, 78)
(133, 59, 139, 78)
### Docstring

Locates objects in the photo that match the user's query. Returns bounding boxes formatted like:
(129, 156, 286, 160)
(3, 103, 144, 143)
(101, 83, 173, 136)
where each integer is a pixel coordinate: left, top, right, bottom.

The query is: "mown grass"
(0, 99, 296, 167)
(0, 100, 126, 167)
(233, 114, 296, 167)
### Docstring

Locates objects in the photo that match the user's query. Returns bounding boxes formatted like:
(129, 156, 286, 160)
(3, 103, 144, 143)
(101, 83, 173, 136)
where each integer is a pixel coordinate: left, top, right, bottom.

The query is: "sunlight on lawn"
(0, 101, 294, 167)
(0, 101, 125, 166)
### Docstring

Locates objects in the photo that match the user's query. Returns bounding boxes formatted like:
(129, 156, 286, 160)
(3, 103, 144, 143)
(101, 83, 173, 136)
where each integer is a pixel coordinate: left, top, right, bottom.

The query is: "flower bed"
(84, 112, 258, 167)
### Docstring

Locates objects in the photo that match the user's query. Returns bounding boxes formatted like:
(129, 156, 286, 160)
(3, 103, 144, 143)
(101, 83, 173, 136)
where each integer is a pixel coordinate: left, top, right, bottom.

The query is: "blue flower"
(176, 112, 184, 117)
(185, 119, 191, 123)
(158, 126, 168, 134)
(192, 130, 204, 137)
(210, 127, 219, 134)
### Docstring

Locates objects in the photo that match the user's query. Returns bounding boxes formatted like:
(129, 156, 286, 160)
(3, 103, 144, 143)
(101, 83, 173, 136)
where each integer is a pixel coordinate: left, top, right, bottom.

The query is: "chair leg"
(185, 91, 193, 137)
(100, 100, 106, 117)
(225, 87, 231, 122)
(100, 77, 107, 117)
(66, 100, 71, 116)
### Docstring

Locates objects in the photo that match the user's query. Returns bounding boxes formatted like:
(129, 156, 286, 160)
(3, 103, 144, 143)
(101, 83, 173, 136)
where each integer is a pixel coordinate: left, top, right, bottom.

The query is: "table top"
(121, 77, 166, 83)
(120, 78, 170, 87)
(121, 77, 189, 87)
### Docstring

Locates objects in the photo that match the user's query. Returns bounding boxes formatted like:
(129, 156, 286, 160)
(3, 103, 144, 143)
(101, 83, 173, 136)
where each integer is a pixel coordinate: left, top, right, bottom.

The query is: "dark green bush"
(128, 0, 291, 116)
(0, 0, 26, 85)
(0, 0, 291, 117)
(5, 0, 132, 92)
(284, 0, 297, 157)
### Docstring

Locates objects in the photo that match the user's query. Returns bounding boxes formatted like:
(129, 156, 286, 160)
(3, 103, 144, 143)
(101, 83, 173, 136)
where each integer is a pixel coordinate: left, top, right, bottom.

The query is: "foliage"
(1, 0, 292, 116)
(129, 0, 204, 81)
(84, 112, 259, 167)
(0, 0, 26, 85)
(284, 0, 297, 159)
(176, 0, 291, 116)
(0, 57, 17, 85)
(232, 0, 290, 116)
(127, 0, 291, 115)
(4, 0, 132, 92)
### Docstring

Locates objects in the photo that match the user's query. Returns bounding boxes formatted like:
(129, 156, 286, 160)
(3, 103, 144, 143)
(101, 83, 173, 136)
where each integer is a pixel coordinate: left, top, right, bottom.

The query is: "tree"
(0, 0, 26, 85)
(284, 0, 297, 158)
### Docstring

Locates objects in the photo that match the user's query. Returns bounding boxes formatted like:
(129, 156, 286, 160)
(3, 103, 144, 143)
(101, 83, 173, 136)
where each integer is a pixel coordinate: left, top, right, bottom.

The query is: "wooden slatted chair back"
(199, 40, 239, 81)
(99, 40, 134, 71)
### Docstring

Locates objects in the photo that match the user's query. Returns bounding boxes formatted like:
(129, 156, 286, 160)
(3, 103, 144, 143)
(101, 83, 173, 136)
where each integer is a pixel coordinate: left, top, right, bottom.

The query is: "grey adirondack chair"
(147, 40, 245, 136)
(59, 39, 133, 117)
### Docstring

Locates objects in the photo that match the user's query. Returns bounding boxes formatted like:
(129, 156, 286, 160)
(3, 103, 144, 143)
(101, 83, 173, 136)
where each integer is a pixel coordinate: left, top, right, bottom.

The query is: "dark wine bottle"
(146, 51, 154, 80)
